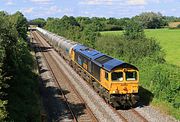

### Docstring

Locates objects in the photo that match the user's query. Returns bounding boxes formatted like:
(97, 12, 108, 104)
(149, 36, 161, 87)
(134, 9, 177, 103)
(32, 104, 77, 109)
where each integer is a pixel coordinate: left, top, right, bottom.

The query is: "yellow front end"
(109, 69, 139, 95)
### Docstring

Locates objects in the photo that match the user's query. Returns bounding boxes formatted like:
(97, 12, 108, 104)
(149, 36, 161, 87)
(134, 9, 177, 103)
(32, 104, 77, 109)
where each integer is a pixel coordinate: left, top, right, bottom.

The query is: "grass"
(100, 30, 123, 36)
(100, 29, 180, 66)
(152, 98, 180, 120)
(145, 29, 180, 66)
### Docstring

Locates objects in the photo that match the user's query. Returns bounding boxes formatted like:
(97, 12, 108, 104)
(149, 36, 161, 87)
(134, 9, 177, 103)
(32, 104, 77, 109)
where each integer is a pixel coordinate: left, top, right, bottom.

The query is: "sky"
(0, 0, 179, 20)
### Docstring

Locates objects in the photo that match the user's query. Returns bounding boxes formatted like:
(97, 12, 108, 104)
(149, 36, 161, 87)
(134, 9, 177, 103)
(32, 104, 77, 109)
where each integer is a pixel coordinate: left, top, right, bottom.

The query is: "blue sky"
(0, 0, 179, 20)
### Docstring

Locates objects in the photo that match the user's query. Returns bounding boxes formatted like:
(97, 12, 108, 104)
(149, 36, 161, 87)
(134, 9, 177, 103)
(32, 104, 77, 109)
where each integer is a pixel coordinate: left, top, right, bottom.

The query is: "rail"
(32, 31, 98, 122)
(32, 31, 77, 122)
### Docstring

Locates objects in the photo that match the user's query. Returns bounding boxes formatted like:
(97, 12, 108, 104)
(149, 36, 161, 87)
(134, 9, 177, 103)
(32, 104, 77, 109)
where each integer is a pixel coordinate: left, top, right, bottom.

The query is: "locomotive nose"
(123, 87, 128, 92)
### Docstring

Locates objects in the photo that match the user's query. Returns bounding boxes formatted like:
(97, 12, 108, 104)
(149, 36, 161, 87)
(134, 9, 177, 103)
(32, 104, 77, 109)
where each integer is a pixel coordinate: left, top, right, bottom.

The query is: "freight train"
(36, 27, 139, 107)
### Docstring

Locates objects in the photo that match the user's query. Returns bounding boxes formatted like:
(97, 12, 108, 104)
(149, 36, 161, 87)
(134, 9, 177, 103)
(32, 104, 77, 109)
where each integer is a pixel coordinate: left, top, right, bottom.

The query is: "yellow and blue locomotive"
(36, 27, 139, 107)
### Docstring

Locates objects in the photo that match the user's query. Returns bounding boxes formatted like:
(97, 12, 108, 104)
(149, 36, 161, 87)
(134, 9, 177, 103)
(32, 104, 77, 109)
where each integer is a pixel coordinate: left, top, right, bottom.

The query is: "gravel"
(117, 109, 145, 122)
(135, 106, 178, 122)
(34, 41, 74, 122)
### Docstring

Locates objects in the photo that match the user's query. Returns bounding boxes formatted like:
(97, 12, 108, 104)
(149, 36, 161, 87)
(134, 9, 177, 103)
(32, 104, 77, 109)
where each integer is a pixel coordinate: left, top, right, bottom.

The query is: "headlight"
(113, 90, 119, 93)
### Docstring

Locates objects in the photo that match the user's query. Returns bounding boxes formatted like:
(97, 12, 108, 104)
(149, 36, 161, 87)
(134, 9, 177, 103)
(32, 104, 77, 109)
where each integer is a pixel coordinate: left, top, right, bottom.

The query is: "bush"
(177, 24, 180, 28)
(123, 20, 145, 40)
(45, 16, 99, 48)
(6, 40, 40, 122)
(0, 11, 40, 121)
(138, 57, 180, 108)
(95, 35, 164, 63)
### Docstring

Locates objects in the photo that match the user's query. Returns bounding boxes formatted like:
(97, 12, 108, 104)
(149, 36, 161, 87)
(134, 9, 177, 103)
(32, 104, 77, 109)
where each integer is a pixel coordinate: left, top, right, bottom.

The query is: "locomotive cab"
(109, 68, 139, 94)
(104, 65, 139, 106)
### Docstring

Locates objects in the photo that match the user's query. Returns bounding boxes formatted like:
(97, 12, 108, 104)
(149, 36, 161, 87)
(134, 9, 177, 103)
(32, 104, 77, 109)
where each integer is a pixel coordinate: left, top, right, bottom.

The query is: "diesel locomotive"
(36, 27, 139, 107)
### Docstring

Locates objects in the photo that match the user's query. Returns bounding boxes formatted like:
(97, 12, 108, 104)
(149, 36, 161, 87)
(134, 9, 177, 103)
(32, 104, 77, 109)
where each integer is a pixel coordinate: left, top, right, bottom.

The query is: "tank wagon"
(36, 27, 139, 107)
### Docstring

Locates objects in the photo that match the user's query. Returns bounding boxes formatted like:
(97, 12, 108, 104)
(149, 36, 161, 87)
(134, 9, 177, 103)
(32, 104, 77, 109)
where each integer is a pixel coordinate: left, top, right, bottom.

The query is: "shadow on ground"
(116, 86, 154, 110)
(39, 78, 87, 122)
(32, 42, 52, 53)
(33, 41, 87, 122)
(138, 86, 154, 107)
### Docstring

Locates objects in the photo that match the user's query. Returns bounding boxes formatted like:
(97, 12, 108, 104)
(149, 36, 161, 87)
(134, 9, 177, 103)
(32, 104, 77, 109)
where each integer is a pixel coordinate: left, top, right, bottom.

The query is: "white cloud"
(5, 0, 14, 5)
(171, 8, 176, 12)
(127, 0, 146, 5)
(79, 0, 148, 6)
(62, 8, 74, 16)
(79, 0, 113, 5)
(78, 0, 148, 17)
(149, 0, 160, 4)
(30, 0, 51, 2)
(47, 6, 61, 14)
(46, 6, 74, 16)
(7, 1, 14, 5)
(29, 0, 52, 4)
(22, 8, 34, 14)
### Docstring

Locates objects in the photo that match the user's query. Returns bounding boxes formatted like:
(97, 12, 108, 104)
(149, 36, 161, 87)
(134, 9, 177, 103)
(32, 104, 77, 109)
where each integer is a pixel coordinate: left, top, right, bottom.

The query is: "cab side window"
(78, 56, 82, 65)
(105, 72, 108, 81)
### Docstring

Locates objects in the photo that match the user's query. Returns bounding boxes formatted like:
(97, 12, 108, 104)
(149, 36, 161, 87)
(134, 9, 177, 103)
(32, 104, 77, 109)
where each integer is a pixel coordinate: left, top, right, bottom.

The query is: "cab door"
(100, 69, 110, 90)
(70, 49, 75, 61)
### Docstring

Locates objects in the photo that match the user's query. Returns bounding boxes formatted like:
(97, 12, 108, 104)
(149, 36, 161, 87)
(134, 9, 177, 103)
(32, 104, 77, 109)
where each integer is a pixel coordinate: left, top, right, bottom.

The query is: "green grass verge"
(100, 29, 180, 66)
(152, 98, 180, 120)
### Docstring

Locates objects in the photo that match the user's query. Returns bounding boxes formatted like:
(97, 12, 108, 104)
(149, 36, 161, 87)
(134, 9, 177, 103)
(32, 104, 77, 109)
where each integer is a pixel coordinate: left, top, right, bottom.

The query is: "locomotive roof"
(73, 45, 104, 60)
(73, 44, 138, 71)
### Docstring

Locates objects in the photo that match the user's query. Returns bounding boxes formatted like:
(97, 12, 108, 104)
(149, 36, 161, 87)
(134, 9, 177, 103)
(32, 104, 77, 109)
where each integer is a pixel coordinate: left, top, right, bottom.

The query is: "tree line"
(0, 11, 40, 121)
(30, 12, 180, 30)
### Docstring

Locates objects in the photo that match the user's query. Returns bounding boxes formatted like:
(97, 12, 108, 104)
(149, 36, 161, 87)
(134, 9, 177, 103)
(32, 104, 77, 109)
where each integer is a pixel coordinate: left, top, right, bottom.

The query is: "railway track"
(131, 109, 149, 122)
(32, 31, 98, 122)
(32, 30, 149, 122)
(99, 94, 148, 122)
(117, 108, 149, 122)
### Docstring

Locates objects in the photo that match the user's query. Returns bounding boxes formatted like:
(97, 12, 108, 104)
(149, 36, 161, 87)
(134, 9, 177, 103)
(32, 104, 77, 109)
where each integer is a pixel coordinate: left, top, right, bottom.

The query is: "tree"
(0, 11, 8, 16)
(76, 17, 92, 25)
(10, 11, 28, 39)
(107, 17, 117, 25)
(133, 12, 164, 29)
(123, 20, 145, 40)
(61, 15, 80, 27)
(0, 13, 18, 121)
(0, 11, 40, 121)
(29, 18, 46, 27)
(177, 24, 180, 28)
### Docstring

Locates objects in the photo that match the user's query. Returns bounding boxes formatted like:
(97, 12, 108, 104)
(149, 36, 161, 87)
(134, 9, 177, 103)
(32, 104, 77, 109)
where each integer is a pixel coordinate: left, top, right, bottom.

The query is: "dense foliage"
(165, 16, 180, 22)
(0, 11, 40, 121)
(123, 20, 145, 40)
(43, 16, 128, 34)
(32, 12, 180, 33)
(29, 18, 46, 27)
(132, 12, 166, 29)
(45, 16, 99, 48)
(0, 14, 8, 120)
(177, 24, 180, 28)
